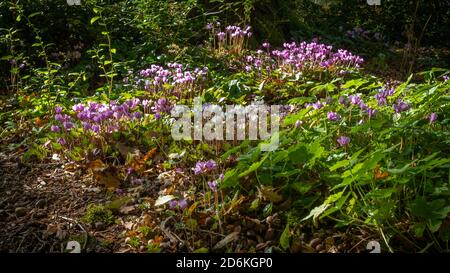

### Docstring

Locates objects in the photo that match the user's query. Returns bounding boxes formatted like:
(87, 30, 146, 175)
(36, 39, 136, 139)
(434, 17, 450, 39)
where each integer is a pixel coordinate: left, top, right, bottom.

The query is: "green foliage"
(83, 204, 115, 226)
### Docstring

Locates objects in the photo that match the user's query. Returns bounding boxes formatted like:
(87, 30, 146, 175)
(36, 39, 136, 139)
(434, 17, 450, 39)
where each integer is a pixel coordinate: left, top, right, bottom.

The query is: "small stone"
(94, 222, 105, 230)
(15, 207, 27, 217)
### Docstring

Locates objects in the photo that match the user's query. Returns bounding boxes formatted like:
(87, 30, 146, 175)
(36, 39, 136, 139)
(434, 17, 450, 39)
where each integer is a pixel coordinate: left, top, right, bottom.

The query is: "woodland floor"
(0, 149, 377, 253)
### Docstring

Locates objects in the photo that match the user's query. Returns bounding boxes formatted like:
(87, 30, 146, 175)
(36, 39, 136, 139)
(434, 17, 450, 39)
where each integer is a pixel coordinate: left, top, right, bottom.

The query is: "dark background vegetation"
(1, 0, 449, 93)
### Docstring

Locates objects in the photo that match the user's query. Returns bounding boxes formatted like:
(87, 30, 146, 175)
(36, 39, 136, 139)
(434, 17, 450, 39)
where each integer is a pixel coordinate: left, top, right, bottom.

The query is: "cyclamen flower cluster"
(136, 63, 208, 95)
(152, 98, 172, 119)
(245, 41, 364, 76)
(193, 160, 217, 175)
(214, 25, 252, 54)
(52, 99, 146, 138)
(374, 87, 394, 106)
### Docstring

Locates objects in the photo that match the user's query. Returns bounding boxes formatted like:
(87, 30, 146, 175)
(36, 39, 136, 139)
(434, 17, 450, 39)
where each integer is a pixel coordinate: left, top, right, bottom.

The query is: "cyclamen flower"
(57, 138, 66, 145)
(178, 199, 188, 209)
(51, 125, 60, 132)
(72, 104, 84, 112)
(443, 75, 449, 82)
(63, 121, 74, 130)
(393, 99, 410, 113)
(55, 106, 62, 114)
(367, 108, 377, 118)
(193, 160, 217, 175)
(429, 112, 438, 123)
(312, 101, 324, 110)
(208, 181, 218, 192)
(169, 200, 178, 210)
(327, 112, 341, 122)
(337, 136, 351, 146)
(349, 95, 361, 105)
(374, 88, 394, 106)
(217, 32, 226, 40)
(169, 199, 188, 210)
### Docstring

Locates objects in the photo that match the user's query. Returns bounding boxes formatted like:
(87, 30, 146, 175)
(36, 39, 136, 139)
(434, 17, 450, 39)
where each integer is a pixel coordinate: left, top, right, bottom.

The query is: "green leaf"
(238, 153, 269, 178)
(91, 16, 101, 24)
(279, 224, 290, 250)
(329, 159, 350, 171)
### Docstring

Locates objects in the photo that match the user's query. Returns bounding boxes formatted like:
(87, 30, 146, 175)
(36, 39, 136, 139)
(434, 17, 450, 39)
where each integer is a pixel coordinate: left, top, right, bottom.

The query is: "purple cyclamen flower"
(51, 125, 60, 132)
(62, 121, 74, 130)
(337, 136, 351, 146)
(193, 160, 217, 175)
(349, 95, 361, 105)
(91, 125, 100, 133)
(217, 32, 226, 40)
(178, 199, 188, 210)
(169, 200, 178, 210)
(327, 112, 341, 122)
(57, 138, 66, 145)
(393, 99, 410, 113)
(338, 96, 347, 106)
(72, 103, 84, 112)
(208, 181, 218, 192)
(367, 108, 377, 118)
(55, 106, 63, 114)
(429, 112, 438, 123)
(443, 75, 449, 82)
(312, 101, 324, 110)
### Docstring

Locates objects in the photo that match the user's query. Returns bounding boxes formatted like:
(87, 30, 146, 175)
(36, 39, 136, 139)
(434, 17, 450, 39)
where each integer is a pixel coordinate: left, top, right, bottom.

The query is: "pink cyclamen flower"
(337, 136, 351, 146)
(57, 138, 66, 145)
(208, 181, 218, 192)
(327, 112, 341, 122)
(51, 125, 60, 132)
(178, 199, 188, 210)
(429, 112, 438, 123)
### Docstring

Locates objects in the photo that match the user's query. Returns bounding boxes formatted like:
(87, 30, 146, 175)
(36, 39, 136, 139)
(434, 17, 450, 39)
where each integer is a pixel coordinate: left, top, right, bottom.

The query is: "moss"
(83, 204, 115, 226)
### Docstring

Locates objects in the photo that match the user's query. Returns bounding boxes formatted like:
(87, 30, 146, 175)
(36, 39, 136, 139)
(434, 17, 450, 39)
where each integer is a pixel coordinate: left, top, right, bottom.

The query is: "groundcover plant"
(0, 0, 449, 253)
